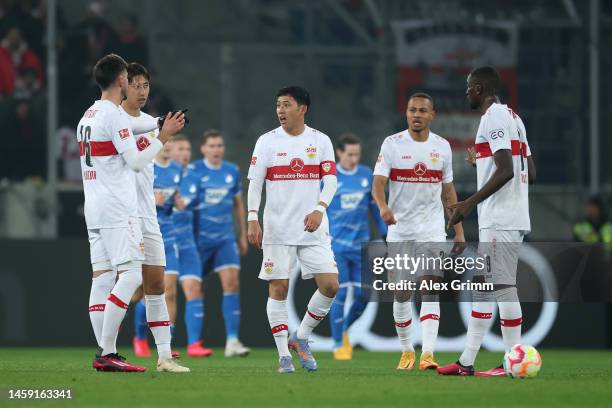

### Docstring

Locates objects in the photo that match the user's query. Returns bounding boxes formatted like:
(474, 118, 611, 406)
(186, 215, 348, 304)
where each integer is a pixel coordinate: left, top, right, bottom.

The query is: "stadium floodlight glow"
(287, 243, 558, 352)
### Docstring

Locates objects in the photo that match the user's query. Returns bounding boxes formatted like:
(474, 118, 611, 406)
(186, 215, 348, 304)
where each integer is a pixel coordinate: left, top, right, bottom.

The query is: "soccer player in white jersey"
(438, 66, 536, 376)
(79, 54, 186, 372)
(120, 62, 188, 371)
(372, 93, 465, 371)
(247, 86, 339, 373)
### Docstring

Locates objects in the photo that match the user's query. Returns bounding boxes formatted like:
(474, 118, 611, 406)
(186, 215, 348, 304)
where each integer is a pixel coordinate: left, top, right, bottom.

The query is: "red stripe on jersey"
(395, 319, 412, 327)
(107, 294, 129, 309)
(420, 313, 440, 322)
(79, 141, 119, 157)
(471, 311, 492, 319)
(389, 168, 443, 183)
(265, 165, 321, 181)
(147, 321, 171, 328)
(320, 161, 337, 176)
(88, 304, 105, 312)
(500, 317, 523, 327)
(307, 310, 325, 321)
(475, 140, 527, 159)
(271, 324, 288, 334)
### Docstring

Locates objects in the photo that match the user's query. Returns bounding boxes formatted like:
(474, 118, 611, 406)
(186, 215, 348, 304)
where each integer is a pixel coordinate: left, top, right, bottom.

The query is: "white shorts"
(386, 241, 446, 284)
(140, 217, 166, 267)
(259, 244, 338, 281)
(88, 216, 144, 269)
(477, 229, 524, 286)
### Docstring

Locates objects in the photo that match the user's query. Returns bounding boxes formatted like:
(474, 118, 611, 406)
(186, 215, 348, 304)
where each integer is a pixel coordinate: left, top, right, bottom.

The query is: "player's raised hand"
(466, 147, 477, 167)
(380, 206, 397, 225)
(247, 220, 263, 249)
(304, 211, 323, 232)
(158, 111, 185, 143)
(447, 200, 474, 228)
(154, 191, 166, 206)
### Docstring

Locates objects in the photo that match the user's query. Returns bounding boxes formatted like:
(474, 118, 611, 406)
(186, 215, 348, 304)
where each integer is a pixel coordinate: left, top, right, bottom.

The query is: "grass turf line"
(0, 348, 611, 408)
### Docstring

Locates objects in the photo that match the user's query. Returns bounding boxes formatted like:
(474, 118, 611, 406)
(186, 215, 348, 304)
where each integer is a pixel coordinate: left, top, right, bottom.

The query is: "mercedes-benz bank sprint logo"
(287, 243, 558, 352)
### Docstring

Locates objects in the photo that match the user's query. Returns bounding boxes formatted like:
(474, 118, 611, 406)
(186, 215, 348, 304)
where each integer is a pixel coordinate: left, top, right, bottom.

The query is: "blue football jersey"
(153, 160, 183, 238)
(190, 159, 242, 244)
(328, 164, 387, 252)
(172, 163, 199, 244)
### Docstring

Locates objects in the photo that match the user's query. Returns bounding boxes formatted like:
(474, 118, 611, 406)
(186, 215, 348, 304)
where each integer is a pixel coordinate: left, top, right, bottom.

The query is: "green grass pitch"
(0, 348, 611, 407)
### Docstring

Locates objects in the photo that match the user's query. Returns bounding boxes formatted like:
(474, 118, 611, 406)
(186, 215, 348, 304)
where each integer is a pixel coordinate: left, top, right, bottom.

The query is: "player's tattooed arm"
(372, 175, 396, 225)
(447, 149, 514, 227)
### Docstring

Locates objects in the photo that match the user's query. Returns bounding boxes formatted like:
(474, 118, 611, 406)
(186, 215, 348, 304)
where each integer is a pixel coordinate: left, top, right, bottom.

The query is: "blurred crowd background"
(1, 0, 611, 242)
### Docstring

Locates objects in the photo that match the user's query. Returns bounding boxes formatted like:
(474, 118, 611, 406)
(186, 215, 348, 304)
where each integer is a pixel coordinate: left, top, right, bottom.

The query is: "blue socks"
(222, 293, 241, 340)
(134, 299, 148, 340)
(185, 298, 204, 345)
(330, 287, 347, 348)
(343, 285, 367, 331)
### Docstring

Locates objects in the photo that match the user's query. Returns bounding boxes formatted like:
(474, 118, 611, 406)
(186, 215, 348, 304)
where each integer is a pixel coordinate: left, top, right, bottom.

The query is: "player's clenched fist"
(379, 206, 397, 225)
(303, 211, 323, 232)
(247, 220, 263, 249)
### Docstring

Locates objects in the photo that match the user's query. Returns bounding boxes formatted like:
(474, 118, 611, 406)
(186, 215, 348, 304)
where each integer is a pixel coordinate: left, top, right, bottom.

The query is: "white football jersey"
(374, 130, 453, 242)
(475, 103, 531, 232)
(248, 125, 336, 245)
(120, 107, 159, 220)
(76, 100, 138, 229)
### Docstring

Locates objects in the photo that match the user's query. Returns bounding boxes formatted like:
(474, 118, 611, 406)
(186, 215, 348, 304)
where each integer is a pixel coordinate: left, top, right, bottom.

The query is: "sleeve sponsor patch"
(118, 128, 130, 140)
(250, 156, 257, 166)
(489, 128, 505, 140)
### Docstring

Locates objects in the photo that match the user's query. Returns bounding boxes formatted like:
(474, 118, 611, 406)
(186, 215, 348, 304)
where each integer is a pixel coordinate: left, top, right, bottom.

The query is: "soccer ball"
(503, 344, 542, 378)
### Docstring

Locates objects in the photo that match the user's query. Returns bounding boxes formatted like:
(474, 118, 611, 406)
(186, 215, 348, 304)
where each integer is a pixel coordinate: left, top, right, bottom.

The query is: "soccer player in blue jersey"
(327, 133, 387, 360)
(170, 135, 213, 357)
(187, 129, 250, 357)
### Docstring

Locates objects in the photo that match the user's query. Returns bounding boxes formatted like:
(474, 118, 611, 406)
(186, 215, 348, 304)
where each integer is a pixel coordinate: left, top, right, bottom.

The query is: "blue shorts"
(176, 237, 203, 281)
(163, 236, 179, 275)
(198, 238, 240, 276)
(334, 248, 362, 287)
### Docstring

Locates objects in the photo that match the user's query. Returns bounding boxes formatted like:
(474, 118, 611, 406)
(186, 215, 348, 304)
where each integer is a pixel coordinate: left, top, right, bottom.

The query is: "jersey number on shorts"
(79, 125, 92, 167)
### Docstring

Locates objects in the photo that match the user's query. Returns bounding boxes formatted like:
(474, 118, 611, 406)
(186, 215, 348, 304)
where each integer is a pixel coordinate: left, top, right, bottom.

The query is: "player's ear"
(301, 104, 308, 116)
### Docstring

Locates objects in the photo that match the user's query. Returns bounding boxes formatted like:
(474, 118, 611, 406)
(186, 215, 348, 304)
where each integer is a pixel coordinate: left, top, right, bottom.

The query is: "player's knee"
(394, 290, 411, 303)
(182, 279, 202, 300)
(221, 277, 239, 293)
(495, 286, 519, 302)
(269, 280, 289, 300)
(320, 280, 339, 298)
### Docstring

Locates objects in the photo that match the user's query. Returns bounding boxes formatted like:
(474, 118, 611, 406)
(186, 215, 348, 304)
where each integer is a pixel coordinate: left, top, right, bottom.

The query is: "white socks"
(267, 298, 290, 357)
(459, 291, 494, 367)
(297, 290, 334, 340)
(419, 300, 440, 354)
(145, 294, 172, 360)
(393, 300, 414, 352)
(88, 270, 117, 347)
(497, 287, 522, 352)
(100, 267, 142, 356)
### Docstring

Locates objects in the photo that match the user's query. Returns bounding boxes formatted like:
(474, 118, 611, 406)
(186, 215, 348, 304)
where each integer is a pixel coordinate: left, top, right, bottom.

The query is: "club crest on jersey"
(290, 158, 304, 172)
(430, 151, 440, 164)
(225, 174, 233, 184)
(361, 178, 369, 187)
(414, 162, 427, 176)
(173, 174, 180, 183)
(306, 145, 317, 158)
(264, 259, 274, 274)
(321, 162, 331, 173)
(136, 135, 151, 151)
(119, 128, 130, 140)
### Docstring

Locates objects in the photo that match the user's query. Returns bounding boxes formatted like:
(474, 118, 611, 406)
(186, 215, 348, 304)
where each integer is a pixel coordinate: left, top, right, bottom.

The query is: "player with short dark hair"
(181, 129, 250, 357)
(81, 54, 185, 372)
(438, 65, 535, 376)
(327, 132, 387, 360)
(247, 86, 339, 373)
(373, 93, 465, 371)
(117, 60, 189, 372)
